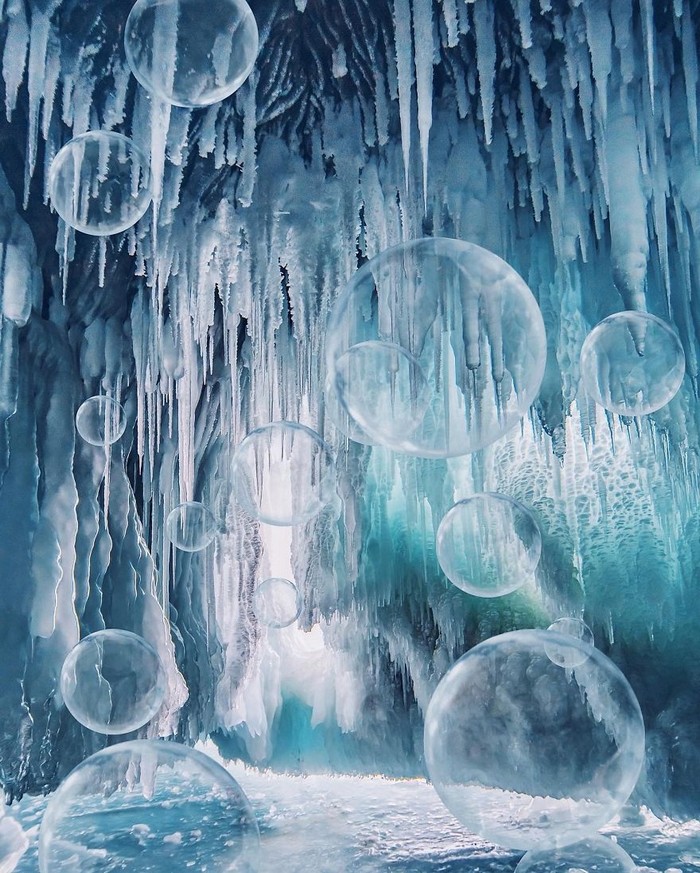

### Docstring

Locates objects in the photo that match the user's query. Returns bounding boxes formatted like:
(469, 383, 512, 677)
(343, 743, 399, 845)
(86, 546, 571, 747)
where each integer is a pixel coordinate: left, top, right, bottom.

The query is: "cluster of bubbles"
(49, 0, 258, 236)
(39, 741, 260, 872)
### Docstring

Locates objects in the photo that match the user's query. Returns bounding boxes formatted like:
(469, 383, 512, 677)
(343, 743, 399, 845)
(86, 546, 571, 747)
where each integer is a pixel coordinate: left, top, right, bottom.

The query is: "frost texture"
(0, 0, 698, 821)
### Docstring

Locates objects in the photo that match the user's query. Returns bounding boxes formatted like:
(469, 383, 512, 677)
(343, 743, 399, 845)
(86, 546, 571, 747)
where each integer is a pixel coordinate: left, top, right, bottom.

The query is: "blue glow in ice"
(325, 238, 547, 458)
(49, 132, 152, 236)
(424, 630, 645, 850)
(435, 494, 541, 598)
(59, 630, 166, 735)
(38, 741, 260, 873)
(580, 311, 685, 416)
(124, 0, 259, 108)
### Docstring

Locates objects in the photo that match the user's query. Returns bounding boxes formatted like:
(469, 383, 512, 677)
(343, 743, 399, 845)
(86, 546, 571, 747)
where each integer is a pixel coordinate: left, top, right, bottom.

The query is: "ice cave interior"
(0, 0, 699, 870)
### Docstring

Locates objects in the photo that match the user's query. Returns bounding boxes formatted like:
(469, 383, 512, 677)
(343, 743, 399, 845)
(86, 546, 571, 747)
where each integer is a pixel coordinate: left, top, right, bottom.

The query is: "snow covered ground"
(4, 760, 697, 873)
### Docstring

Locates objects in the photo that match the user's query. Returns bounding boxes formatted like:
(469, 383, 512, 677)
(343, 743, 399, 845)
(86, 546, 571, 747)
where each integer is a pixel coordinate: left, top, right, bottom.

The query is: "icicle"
(2, 0, 28, 122)
(473, 0, 496, 145)
(393, 0, 414, 192)
(237, 74, 258, 208)
(605, 96, 649, 313)
(516, 0, 533, 49)
(583, 0, 612, 126)
(639, 0, 656, 110)
(412, 0, 433, 208)
(681, 0, 698, 158)
(23, 8, 51, 208)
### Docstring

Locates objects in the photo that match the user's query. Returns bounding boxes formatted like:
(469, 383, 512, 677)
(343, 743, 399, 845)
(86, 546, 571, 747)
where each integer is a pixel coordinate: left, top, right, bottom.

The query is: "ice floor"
(6, 759, 696, 873)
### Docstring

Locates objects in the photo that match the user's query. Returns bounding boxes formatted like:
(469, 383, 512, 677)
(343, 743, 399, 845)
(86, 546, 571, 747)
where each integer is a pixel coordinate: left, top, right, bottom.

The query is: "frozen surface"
(6, 765, 699, 873)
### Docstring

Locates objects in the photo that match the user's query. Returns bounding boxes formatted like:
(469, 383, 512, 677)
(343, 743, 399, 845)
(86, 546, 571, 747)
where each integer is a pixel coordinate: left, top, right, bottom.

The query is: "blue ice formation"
(0, 0, 699, 833)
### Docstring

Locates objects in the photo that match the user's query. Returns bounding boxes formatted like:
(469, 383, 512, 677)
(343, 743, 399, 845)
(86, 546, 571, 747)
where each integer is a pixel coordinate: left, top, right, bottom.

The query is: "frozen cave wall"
(0, 0, 700, 819)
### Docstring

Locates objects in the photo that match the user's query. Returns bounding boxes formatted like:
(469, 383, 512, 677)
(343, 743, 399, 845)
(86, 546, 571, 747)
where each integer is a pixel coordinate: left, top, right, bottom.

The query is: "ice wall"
(0, 0, 699, 820)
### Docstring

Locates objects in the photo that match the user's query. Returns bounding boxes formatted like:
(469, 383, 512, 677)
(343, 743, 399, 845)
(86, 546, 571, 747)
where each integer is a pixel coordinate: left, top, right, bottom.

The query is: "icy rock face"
(0, 0, 698, 821)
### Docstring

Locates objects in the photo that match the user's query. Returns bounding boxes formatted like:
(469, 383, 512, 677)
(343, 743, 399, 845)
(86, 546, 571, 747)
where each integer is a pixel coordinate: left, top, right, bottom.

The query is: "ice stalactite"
(0, 0, 699, 820)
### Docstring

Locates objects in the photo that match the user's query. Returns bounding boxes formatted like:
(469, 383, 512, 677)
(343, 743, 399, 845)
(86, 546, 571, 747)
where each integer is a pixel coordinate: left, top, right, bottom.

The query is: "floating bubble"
(231, 422, 336, 526)
(38, 740, 260, 873)
(334, 341, 431, 451)
(124, 0, 259, 108)
(60, 630, 166, 735)
(515, 834, 637, 873)
(424, 629, 645, 850)
(435, 493, 541, 598)
(166, 501, 217, 552)
(49, 132, 152, 236)
(253, 578, 302, 629)
(325, 238, 547, 457)
(579, 311, 685, 416)
(75, 396, 127, 446)
(546, 617, 595, 668)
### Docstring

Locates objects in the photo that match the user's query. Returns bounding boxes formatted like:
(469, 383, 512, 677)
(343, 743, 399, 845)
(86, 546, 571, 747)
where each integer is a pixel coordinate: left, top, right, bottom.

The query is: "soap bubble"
(75, 396, 127, 446)
(424, 629, 645, 850)
(546, 617, 595, 668)
(325, 238, 546, 457)
(166, 501, 217, 551)
(124, 0, 259, 108)
(231, 422, 336, 526)
(38, 740, 260, 873)
(60, 630, 166, 735)
(49, 132, 152, 236)
(253, 578, 302, 628)
(580, 311, 685, 416)
(333, 341, 431, 450)
(515, 834, 637, 872)
(435, 493, 541, 598)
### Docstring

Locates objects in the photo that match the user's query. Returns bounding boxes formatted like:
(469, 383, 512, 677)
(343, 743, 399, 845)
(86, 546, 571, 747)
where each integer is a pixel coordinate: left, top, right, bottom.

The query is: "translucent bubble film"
(1, 0, 699, 869)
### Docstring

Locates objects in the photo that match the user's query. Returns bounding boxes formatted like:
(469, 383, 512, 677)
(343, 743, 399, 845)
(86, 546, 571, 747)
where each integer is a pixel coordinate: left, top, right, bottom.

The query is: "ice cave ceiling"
(1, 0, 700, 823)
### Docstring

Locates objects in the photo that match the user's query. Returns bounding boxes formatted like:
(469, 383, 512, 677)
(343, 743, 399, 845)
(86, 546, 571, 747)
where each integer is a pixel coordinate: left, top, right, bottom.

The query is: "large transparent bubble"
(60, 630, 166, 735)
(38, 741, 260, 873)
(124, 0, 259, 108)
(514, 835, 637, 873)
(325, 238, 547, 458)
(579, 311, 685, 416)
(253, 578, 302, 628)
(231, 422, 336, 526)
(166, 501, 217, 551)
(424, 629, 645, 850)
(75, 396, 127, 446)
(49, 132, 152, 236)
(435, 493, 541, 597)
